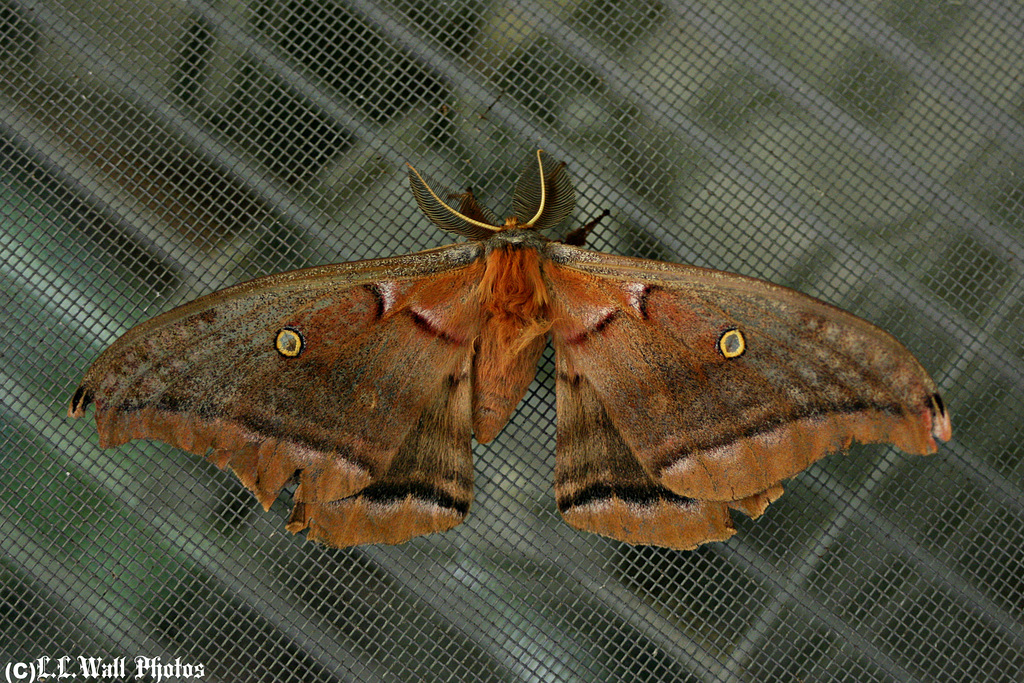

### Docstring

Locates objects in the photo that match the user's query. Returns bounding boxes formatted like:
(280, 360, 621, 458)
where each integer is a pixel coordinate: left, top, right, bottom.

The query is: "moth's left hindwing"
(554, 358, 737, 548)
(69, 243, 485, 546)
(544, 242, 950, 549)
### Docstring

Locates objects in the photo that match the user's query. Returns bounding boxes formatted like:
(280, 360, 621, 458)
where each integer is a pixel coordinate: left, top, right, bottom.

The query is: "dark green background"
(2, 1, 1021, 680)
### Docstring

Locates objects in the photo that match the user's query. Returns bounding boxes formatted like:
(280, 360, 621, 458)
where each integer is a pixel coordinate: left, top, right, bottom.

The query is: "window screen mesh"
(2, 1, 1022, 681)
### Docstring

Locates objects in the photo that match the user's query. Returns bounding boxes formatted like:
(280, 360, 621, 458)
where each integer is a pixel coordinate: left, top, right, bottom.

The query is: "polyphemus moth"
(69, 151, 951, 550)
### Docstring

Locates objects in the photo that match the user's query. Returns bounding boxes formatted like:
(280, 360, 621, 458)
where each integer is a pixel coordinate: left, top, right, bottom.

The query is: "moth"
(69, 151, 951, 550)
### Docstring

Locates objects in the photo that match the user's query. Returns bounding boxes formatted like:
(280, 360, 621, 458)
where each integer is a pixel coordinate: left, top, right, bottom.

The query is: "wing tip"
(929, 392, 952, 444)
(68, 385, 92, 418)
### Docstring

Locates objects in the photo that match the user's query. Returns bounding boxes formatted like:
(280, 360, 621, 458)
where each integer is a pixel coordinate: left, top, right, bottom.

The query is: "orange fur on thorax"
(477, 246, 552, 353)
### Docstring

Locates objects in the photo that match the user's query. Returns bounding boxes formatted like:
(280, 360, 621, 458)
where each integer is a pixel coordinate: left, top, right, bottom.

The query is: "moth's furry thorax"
(477, 235, 552, 353)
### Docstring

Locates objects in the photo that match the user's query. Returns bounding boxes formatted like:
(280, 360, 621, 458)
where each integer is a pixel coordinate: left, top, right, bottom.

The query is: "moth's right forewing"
(70, 243, 486, 545)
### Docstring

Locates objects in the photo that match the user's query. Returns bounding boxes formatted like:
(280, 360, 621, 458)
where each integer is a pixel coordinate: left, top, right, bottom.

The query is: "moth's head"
(408, 150, 576, 240)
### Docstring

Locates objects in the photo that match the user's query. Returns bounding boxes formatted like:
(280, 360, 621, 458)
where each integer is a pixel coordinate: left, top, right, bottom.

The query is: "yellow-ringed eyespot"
(718, 328, 745, 358)
(275, 327, 304, 358)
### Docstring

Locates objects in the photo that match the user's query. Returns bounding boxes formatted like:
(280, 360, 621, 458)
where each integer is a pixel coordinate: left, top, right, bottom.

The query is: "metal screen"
(3, 1, 1022, 681)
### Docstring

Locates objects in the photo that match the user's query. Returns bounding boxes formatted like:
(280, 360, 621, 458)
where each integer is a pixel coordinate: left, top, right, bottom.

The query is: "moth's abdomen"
(471, 243, 552, 443)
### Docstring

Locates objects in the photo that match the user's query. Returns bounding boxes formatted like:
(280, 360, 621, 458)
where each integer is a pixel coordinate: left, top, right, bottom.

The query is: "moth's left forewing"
(544, 242, 950, 543)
